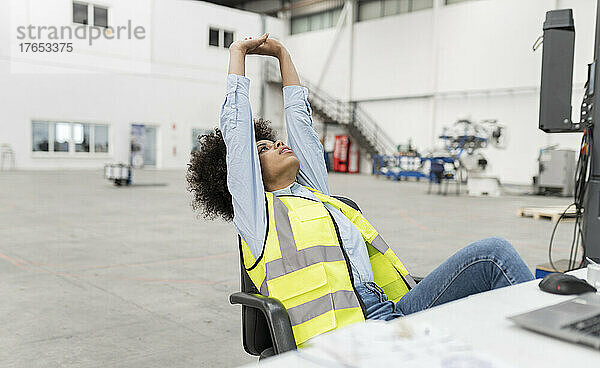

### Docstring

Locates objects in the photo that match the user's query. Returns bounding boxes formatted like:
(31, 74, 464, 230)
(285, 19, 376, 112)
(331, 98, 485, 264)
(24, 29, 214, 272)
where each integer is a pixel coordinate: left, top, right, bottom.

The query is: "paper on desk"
(293, 320, 513, 368)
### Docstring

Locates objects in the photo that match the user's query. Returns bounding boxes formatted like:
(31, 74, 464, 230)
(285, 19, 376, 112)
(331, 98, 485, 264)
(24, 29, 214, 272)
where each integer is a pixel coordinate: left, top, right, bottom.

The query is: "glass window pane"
(54, 122, 71, 152)
(323, 11, 333, 28)
(412, 0, 433, 11)
(383, 0, 399, 16)
(94, 6, 108, 28)
(209, 28, 219, 47)
(143, 126, 157, 166)
(398, 0, 410, 13)
(94, 125, 109, 153)
(223, 31, 234, 48)
(310, 13, 325, 31)
(73, 123, 90, 152)
(291, 16, 309, 34)
(32, 122, 49, 152)
(331, 8, 342, 26)
(358, 1, 382, 21)
(73, 2, 88, 25)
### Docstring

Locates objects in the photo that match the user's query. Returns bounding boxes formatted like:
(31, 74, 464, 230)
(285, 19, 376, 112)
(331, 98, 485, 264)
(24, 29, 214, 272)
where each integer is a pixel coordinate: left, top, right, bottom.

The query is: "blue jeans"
(356, 237, 534, 321)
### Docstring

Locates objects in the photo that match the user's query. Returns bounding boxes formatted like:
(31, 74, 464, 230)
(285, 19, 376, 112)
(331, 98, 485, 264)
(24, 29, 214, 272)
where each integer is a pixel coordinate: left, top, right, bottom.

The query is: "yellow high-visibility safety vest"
(239, 187, 415, 347)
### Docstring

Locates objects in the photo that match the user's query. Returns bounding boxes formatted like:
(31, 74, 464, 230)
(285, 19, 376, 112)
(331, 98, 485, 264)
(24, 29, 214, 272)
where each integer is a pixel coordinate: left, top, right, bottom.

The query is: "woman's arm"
(248, 39, 329, 194)
(279, 47, 330, 194)
(221, 35, 268, 260)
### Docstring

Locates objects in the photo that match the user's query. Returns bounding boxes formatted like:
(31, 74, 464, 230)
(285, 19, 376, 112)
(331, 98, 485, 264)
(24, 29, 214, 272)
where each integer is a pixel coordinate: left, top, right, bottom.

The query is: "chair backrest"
(331, 195, 361, 212)
(238, 248, 273, 356)
(237, 195, 361, 356)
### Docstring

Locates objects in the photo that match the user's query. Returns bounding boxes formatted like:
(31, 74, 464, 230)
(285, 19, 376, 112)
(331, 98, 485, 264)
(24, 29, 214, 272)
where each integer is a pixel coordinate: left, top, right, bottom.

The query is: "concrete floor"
(0, 170, 577, 367)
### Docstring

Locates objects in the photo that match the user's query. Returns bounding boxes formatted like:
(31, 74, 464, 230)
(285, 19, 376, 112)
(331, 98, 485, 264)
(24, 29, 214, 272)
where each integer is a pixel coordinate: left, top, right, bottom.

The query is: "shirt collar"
(271, 182, 299, 196)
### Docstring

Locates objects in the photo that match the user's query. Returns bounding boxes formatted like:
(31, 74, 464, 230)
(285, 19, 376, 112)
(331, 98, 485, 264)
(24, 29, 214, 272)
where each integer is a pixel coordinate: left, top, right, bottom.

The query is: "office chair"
(229, 195, 423, 360)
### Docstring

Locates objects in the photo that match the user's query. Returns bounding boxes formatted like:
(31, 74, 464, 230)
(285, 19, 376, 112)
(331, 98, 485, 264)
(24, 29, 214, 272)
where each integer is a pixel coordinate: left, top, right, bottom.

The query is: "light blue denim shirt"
(220, 74, 374, 284)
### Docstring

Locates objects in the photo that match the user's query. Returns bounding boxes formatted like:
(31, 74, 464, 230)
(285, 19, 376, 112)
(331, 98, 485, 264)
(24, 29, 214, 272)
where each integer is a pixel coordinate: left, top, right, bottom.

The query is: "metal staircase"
(264, 61, 396, 156)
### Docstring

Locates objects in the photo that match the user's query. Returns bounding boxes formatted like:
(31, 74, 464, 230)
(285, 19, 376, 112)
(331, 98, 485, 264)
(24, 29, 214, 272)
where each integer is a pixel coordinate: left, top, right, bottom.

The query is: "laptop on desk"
(508, 292, 600, 349)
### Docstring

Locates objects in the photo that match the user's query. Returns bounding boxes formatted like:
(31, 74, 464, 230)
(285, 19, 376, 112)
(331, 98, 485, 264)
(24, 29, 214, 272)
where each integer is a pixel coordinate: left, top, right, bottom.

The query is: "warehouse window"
(209, 28, 219, 47)
(54, 123, 71, 152)
(73, 2, 88, 25)
(383, 0, 409, 16)
(73, 2, 109, 27)
(445, 0, 478, 4)
(291, 16, 309, 34)
(291, 7, 342, 35)
(32, 122, 50, 152)
(93, 6, 108, 28)
(32, 121, 110, 154)
(73, 123, 90, 152)
(412, 0, 433, 11)
(94, 125, 109, 152)
(224, 31, 234, 48)
(209, 27, 235, 48)
(358, 1, 381, 21)
(357, 0, 432, 21)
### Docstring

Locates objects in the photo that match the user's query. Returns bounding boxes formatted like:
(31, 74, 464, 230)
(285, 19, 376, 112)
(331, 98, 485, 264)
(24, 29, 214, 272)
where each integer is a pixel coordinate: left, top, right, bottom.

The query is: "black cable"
(547, 86, 593, 272)
(548, 203, 576, 272)
(548, 128, 592, 272)
(569, 215, 581, 270)
(568, 214, 579, 270)
(567, 125, 593, 270)
(578, 219, 587, 268)
(572, 217, 581, 268)
(567, 133, 585, 270)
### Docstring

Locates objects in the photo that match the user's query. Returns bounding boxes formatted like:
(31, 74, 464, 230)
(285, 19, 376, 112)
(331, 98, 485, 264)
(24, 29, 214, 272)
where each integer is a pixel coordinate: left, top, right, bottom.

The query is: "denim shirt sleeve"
(283, 85, 330, 195)
(220, 74, 266, 260)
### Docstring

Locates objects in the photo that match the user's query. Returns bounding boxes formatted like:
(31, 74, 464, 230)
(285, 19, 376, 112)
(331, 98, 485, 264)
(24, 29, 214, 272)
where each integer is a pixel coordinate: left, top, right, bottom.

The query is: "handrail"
(352, 107, 397, 155)
(264, 61, 396, 155)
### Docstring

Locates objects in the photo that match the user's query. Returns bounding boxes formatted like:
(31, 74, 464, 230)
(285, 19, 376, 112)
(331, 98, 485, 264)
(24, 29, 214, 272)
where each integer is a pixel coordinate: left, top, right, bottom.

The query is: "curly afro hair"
(187, 118, 277, 222)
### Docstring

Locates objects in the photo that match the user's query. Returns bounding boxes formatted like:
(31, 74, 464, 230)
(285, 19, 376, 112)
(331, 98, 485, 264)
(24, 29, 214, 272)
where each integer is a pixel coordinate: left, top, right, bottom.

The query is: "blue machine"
(372, 155, 428, 181)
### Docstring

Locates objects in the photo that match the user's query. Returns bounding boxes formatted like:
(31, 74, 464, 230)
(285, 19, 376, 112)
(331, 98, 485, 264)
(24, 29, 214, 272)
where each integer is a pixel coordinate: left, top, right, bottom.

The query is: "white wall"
(3, 0, 597, 183)
(353, 8, 435, 100)
(1, 0, 286, 170)
(285, 9, 353, 100)
(285, 0, 596, 184)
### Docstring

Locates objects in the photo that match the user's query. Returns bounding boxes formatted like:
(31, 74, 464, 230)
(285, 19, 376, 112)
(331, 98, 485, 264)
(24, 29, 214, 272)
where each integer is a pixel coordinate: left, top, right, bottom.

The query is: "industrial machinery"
(439, 119, 507, 175)
(372, 140, 428, 181)
(435, 119, 506, 196)
(373, 119, 506, 196)
(372, 154, 428, 181)
(534, 146, 577, 197)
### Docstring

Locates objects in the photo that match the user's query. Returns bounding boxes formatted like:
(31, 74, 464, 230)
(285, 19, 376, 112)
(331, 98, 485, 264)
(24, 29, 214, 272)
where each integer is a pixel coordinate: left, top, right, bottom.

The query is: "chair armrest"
(230, 292, 297, 355)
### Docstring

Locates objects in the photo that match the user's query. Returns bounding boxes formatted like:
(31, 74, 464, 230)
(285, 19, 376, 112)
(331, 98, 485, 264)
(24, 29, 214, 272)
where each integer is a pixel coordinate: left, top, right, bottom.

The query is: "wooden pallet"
(517, 206, 581, 223)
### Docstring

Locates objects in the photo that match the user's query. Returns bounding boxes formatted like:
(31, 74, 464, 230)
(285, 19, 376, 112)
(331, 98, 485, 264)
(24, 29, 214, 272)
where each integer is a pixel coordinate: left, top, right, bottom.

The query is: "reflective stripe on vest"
(287, 289, 360, 326)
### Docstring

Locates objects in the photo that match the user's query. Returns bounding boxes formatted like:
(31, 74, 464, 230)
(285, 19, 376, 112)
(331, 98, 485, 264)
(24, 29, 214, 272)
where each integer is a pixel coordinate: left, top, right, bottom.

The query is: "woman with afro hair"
(187, 34, 533, 344)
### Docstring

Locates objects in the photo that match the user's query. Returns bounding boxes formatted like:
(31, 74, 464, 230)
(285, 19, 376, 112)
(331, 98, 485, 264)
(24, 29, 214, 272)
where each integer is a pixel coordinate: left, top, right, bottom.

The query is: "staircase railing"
(352, 107, 397, 156)
(264, 61, 396, 156)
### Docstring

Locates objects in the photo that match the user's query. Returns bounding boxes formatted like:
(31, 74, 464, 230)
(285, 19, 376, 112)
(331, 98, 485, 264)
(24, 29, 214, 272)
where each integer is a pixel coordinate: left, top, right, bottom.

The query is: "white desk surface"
(241, 268, 600, 368)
